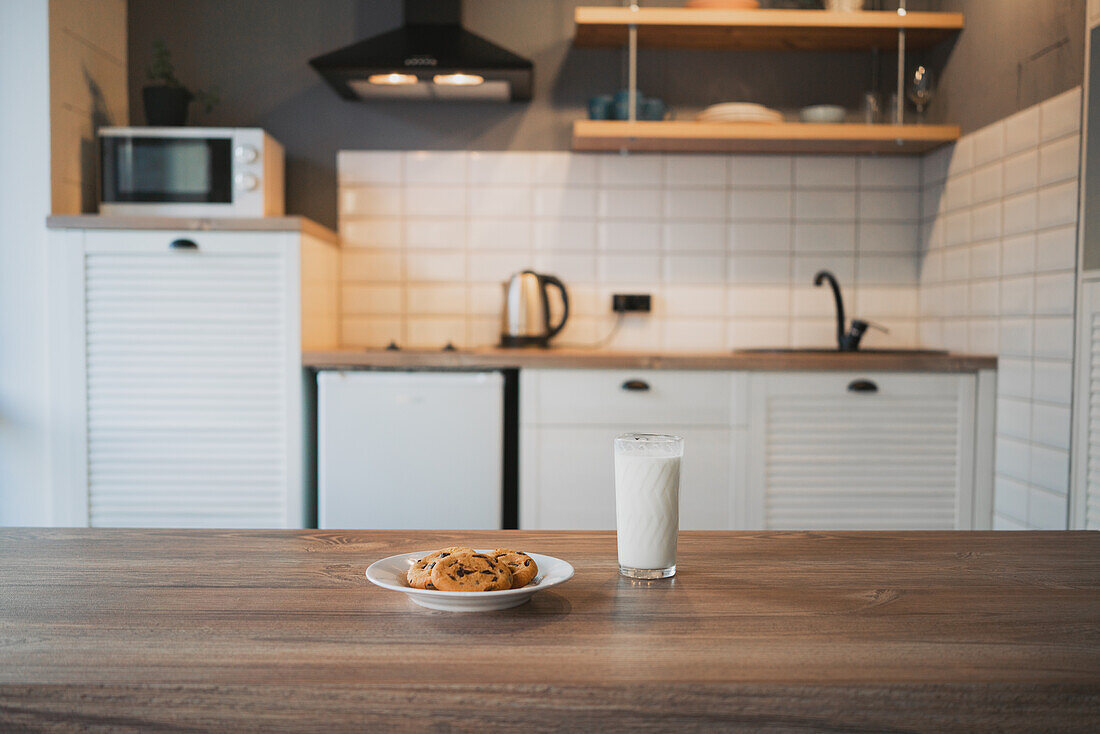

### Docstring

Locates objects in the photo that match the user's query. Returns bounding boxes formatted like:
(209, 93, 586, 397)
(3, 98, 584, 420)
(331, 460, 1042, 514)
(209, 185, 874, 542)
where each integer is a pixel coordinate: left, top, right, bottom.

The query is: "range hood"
(309, 0, 533, 102)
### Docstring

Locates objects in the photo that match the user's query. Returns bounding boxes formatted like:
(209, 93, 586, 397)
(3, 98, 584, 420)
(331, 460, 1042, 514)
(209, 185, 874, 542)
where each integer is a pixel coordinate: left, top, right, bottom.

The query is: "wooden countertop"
(2, 529, 1096, 730)
(304, 347, 997, 372)
(47, 214, 338, 244)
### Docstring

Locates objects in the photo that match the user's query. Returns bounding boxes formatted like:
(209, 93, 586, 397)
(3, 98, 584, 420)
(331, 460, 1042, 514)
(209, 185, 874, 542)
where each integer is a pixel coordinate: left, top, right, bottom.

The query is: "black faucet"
(813, 270, 881, 352)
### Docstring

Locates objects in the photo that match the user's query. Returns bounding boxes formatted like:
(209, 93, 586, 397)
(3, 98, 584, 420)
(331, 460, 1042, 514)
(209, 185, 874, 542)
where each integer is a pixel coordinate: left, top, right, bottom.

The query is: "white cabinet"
(520, 368, 993, 531)
(519, 369, 744, 530)
(747, 372, 989, 530)
(47, 225, 339, 527)
(1072, 279, 1100, 529)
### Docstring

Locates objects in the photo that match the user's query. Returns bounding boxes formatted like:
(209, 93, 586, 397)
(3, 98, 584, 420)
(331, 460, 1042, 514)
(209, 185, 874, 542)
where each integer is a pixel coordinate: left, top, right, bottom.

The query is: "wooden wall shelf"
(572, 120, 960, 155)
(573, 8, 964, 51)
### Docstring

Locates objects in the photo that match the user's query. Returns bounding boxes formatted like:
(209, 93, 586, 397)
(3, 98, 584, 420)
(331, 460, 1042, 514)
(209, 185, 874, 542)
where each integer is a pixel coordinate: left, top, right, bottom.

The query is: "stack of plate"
(696, 103, 784, 123)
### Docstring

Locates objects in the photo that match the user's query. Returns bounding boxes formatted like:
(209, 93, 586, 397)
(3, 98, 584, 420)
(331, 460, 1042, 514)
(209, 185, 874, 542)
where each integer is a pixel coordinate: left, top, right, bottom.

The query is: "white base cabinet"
(520, 369, 743, 530)
(746, 372, 983, 530)
(47, 226, 339, 527)
(520, 368, 993, 531)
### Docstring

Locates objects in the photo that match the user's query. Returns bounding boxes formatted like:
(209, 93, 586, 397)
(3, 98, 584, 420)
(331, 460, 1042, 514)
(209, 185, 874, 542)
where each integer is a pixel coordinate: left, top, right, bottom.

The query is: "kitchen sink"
(734, 348, 949, 355)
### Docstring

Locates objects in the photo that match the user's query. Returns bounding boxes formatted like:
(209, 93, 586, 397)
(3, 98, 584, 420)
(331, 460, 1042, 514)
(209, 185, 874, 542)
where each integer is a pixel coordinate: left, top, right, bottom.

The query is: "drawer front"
(84, 229, 289, 256)
(521, 425, 733, 531)
(527, 369, 732, 426)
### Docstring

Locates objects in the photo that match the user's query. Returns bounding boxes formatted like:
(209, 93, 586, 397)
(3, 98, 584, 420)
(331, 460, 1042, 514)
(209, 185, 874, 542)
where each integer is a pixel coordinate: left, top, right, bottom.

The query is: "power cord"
(555, 312, 626, 350)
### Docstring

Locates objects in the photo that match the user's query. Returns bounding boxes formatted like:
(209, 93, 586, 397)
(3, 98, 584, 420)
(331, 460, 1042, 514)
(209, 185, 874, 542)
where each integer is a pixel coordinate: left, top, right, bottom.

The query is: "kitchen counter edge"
(303, 348, 997, 372)
(46, 214, 338, 245)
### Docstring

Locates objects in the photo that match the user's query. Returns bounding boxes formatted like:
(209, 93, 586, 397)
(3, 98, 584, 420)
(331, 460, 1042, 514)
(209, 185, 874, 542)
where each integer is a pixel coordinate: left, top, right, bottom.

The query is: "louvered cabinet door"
(1074, 280, 1100, 528)
(747, 373, 976, 530)
(83, 231, 298, 528)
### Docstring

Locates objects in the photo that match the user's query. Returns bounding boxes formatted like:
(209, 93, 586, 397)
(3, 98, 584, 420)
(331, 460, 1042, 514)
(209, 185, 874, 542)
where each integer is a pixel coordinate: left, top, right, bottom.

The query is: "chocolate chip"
(426, 583, 435, 590)
(524, 559, 530, 566)
(428, 562, 436, 569)
(480, 570, 494, 575)
(441, 552, 450, 558)
(448, 574, 456, 580)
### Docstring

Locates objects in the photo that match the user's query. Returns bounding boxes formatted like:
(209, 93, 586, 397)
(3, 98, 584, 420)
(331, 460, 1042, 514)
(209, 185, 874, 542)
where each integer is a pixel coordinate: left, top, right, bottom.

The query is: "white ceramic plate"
(366, 550, 575, 612)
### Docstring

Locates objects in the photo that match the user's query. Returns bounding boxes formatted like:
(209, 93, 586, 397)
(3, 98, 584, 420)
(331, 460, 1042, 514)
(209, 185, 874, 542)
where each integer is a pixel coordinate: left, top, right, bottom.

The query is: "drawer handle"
(847, 379, 878, 394)
(621, 379, 650, 392)
(170, 238, 199, 250)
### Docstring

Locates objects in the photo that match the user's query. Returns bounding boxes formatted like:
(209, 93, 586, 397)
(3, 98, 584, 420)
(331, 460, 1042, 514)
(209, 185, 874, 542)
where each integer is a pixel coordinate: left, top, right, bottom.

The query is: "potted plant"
(142, 40, 219, 126)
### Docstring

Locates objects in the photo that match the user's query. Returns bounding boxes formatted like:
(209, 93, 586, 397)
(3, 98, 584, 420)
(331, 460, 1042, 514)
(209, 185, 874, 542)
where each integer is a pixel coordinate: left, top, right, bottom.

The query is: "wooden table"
(1, 529, 1098, 731)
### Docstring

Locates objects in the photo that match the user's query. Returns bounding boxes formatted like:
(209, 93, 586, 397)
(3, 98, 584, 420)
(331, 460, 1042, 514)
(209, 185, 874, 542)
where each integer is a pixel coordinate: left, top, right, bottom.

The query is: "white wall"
(0, 1, 52, 524)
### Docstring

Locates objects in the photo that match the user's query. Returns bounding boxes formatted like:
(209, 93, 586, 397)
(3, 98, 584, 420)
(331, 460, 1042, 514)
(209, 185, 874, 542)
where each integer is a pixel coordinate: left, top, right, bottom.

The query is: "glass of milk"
(614, 433, 683, 579)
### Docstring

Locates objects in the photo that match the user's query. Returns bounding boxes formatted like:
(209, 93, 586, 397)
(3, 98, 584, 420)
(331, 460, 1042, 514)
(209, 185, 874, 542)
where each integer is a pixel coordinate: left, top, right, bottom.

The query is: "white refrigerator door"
(318, 371, 504, 529)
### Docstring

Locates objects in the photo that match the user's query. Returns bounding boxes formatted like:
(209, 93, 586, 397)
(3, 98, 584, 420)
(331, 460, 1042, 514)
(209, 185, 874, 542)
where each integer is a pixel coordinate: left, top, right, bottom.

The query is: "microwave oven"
(98, 127, 284, 218)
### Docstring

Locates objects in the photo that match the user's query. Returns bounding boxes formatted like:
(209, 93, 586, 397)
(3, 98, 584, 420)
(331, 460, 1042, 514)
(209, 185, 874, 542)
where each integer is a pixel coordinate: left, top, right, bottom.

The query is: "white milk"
(614, 451, 681, 572)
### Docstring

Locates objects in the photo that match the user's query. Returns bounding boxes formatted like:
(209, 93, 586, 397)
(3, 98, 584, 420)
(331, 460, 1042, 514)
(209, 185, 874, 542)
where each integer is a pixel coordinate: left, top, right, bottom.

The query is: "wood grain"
(303, 347, 997, 372)
(1, 529, 1097, 731)
(572, 120, 961, 155)
(573, 7, 964, 50)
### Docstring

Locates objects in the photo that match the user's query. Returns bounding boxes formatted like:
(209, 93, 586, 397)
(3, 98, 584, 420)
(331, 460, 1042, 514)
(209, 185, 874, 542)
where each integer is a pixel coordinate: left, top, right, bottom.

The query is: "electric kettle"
(500, 270, 569, 347)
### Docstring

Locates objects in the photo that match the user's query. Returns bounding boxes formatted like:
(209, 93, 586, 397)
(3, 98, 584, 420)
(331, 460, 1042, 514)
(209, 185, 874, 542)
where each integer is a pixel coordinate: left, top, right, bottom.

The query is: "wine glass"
(908, 65, 935, 122)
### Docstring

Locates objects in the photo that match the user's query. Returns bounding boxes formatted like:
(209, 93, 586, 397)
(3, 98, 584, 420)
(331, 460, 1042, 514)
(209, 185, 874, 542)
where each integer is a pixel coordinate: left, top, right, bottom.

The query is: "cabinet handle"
(170, 238, 198, 250)
(847, 379, 878, 394)
(621, 379, 650, 392)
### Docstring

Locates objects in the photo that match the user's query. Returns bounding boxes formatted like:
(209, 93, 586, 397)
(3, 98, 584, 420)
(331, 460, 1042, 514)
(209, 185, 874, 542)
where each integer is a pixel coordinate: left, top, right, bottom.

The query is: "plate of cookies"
(366, 546, 574, 612)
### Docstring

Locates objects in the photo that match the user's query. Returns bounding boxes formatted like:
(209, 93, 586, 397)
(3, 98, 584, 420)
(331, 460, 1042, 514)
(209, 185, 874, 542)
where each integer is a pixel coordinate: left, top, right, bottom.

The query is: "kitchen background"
(0, 1, 1093, 531)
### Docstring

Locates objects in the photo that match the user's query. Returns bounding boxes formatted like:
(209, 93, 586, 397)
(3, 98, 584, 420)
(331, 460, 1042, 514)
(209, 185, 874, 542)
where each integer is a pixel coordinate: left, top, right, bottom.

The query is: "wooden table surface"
(1, 529, 1098, 732)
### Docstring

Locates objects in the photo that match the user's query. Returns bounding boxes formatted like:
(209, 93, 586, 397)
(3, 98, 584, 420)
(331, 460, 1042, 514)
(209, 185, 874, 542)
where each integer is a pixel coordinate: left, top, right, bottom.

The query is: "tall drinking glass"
(614, 433, 683, 579)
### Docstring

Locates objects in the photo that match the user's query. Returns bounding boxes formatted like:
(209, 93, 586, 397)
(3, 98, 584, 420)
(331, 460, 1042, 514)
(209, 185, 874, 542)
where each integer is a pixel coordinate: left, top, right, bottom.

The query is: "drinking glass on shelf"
(614, 433, 683, 580)
(908, 65, 935, 122)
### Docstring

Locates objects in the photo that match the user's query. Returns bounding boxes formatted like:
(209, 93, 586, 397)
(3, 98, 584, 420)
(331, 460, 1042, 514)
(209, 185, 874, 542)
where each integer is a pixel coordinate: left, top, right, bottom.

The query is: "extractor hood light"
(368, 73, 419, 85)
(433, 73, 484, 86)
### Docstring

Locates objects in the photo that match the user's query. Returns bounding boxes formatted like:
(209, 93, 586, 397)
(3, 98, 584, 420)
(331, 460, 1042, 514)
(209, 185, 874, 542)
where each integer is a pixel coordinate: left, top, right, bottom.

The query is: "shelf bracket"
(628, 3, 638, 125)
(895, 1, 906, 145)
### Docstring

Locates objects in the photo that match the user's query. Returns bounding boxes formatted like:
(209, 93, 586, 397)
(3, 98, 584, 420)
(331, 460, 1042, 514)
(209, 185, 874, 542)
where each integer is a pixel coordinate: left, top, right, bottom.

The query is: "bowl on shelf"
(799, 105, 847, 123)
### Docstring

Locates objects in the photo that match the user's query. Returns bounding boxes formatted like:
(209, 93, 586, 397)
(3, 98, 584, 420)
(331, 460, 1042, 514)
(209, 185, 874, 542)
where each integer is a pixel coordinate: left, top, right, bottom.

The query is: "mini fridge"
(317, 370, 510, 529)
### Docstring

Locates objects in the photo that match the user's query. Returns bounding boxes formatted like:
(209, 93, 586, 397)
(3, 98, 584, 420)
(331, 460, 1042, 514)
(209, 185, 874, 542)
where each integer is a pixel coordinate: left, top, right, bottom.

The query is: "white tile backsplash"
(1004, 107, 1040, 156)
(467, 151, 532, 185)
(404, 151, 467, 184)
(795, 190, 856, 220)
(917, 87, 1081, 530)
(1039, 88, 1082, 143)
(665, 222, 727, 252)
(730, 189, 792, 220)
(599, 187, 663, 219)
(729, 155, 792, 188)
(794, 157, 856, 188)
(665, 155, 728, 188)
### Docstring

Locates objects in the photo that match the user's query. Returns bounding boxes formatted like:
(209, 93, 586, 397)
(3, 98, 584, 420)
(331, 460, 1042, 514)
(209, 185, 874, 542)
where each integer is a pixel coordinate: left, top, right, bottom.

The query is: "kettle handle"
(539, 274, 570, 341)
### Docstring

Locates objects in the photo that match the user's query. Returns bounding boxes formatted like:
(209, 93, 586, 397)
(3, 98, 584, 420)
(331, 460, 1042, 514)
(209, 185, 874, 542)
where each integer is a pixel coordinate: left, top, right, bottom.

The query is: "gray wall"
(924, 0, 1085, 131)
(128, 0, 1084, 229)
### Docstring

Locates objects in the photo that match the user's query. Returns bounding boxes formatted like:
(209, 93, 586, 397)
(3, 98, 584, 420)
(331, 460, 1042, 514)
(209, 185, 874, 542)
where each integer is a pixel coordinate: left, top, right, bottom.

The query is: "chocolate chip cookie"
(491, 549, 538, 588)
(406, 546, 475, 590)
(430, 551, 513, 592)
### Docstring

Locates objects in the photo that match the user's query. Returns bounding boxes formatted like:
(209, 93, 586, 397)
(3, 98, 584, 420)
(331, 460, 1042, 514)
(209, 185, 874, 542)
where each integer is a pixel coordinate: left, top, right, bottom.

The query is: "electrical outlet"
(612, 293, 651, 313)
